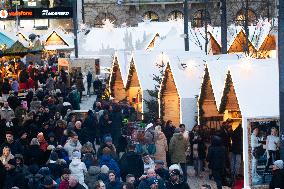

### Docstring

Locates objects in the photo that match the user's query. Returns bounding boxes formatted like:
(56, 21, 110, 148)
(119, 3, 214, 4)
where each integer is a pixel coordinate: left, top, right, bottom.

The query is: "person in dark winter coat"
(162, 120, 175, 145)
(207, 135, 226, 189)
(87, 71, 92, 96)
(0, 160, 5, 189)
(2, 78, 11, 95)
(74, 121, 88, 145)
(99, 147, 120, 178)
(26, 138, 42, 165)
(46, 151, 62, 180)
(3, 159, 26, 189)
(85, 166, 101, 189)
(76, 73, 84, 103)
(99, 111, 112, 141)
(105, 170, 122, 189)
(110, 104, 123, 148)
(25, 164, 43, 189)
(269, 160, 284, 189)
(119, 143, 144, 181)
(0, 132, 22, 155)
(83, 110, 98, 144)
(165, 169, 190, 189)
(231, 124, 243, 179)
(68, 86, 80, 110)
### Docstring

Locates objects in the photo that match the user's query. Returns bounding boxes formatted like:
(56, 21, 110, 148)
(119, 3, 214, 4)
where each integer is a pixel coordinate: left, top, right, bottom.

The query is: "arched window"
(94, 13, 117, 27)
(192, 10, 211, 28)
(143, 11, 159, 22)
(167, 10, 184, 21)
(235, 9, 257, 26)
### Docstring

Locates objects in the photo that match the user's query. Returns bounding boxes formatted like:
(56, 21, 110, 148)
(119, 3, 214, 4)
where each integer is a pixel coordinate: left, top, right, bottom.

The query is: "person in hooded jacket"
(165, 169, 190, 189)
(99, 147, 120, 179)
(85, 166, 101, 189)
(106, 170, 122, 189)
(69, 150, 88, 188)
(119, 143, 144, 181)
(269, 160, 284, 189)
(207, 135, 226, 189)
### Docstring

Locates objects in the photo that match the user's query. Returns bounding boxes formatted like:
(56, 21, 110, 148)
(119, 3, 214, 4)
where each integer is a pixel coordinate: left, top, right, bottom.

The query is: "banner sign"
(0, 7, 73, 19)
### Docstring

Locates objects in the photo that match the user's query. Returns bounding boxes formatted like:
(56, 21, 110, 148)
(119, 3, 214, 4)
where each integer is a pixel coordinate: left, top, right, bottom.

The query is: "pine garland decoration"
(143, 60, 166, 122)
(219, 71, 232, 114)
(198, 67, 210, 125)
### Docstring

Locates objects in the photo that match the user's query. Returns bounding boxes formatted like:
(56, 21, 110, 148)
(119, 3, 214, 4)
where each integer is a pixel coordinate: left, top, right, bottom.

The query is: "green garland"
(109, 62, 118, 97)
(219, 71, 232, 114)
(198, 67, 210, 125)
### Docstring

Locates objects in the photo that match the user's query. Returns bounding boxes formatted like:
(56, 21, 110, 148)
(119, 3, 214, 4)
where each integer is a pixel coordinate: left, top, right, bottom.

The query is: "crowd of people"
(0, 61, 283, 189)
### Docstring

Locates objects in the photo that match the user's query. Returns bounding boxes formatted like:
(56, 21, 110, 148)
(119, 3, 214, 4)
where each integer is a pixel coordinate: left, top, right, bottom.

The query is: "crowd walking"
(0, 61, 283, 189)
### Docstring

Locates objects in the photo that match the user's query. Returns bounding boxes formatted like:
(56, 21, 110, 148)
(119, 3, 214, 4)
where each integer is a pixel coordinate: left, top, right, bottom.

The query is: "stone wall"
(83, 0, 277, 27)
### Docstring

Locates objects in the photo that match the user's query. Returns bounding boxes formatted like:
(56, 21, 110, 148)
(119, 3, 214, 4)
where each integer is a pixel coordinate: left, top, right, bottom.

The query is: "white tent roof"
(229, 58, 279, 117)
(131, 50, 165, 91)
(114, 51, 133, 86)
(206, 54, 245, 109)
(166, 52, 205, 99)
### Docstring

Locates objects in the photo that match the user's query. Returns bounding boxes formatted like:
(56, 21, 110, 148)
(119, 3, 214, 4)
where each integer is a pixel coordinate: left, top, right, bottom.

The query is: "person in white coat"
(69, 150, 88, 188)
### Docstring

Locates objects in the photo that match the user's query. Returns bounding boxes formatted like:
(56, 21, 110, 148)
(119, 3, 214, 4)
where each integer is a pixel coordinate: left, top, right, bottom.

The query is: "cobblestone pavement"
(187, 166, 231, 189)
(80, 95, 97, 110)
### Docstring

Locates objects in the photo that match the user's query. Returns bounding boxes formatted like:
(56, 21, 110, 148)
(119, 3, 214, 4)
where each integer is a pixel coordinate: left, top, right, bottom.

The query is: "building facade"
(0, 0, 74, 32)
(83, 0, 277, 27)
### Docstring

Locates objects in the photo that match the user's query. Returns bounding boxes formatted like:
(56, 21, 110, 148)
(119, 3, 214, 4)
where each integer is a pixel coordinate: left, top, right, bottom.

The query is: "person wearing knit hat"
(165, 169, 190, 189)
(273, 160, 284, 170)
(69, 150, 87, 187)
(269, 160, 284, 189)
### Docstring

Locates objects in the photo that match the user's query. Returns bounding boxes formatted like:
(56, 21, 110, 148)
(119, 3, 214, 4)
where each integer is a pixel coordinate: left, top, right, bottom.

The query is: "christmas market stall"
(227, 59, 278, 189)
(159, 54, 204, 130)
(256, 33, 277, 59)
(109, 51, 132, 102)
(228, 29, 257, 57)
(0, 31, 15, 50)
(126, 51, 164, 118)
(203, 56, 242, 130)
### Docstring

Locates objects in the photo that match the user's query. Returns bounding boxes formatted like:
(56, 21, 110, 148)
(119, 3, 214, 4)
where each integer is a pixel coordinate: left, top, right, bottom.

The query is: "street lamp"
(184, 0, 189, 51)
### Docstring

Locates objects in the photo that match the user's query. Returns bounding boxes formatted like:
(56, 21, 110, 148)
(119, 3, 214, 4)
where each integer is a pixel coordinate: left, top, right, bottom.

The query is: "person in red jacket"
(27, 76, 35, 89)
(58, 168, 71, 189)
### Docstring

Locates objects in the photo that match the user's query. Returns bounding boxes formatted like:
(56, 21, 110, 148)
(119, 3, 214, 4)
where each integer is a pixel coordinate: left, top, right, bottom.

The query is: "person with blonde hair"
(265, 127, 280, 172)
(0, 146, 14, 165)
(154, 126, 168, 167)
